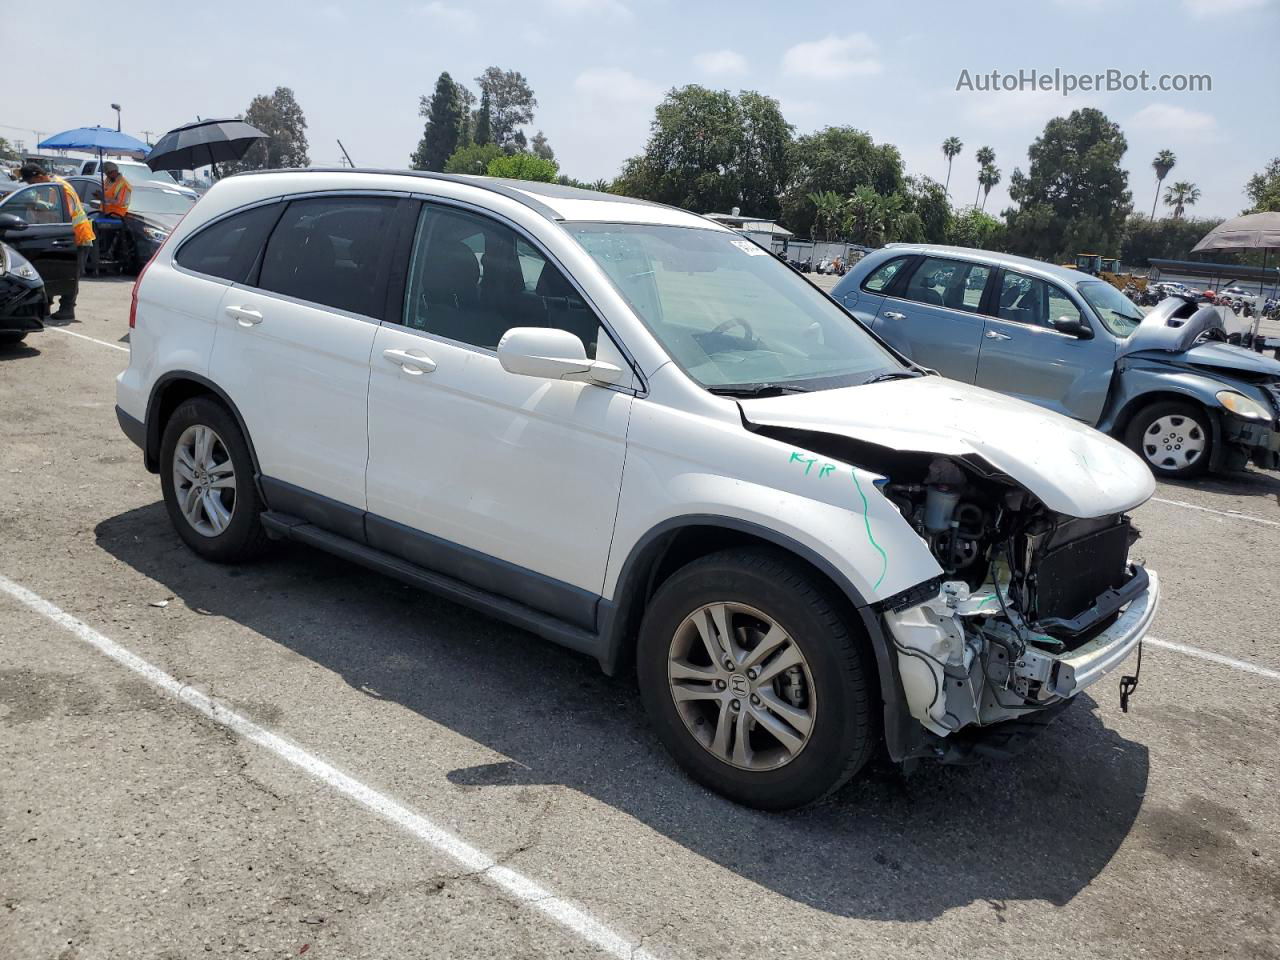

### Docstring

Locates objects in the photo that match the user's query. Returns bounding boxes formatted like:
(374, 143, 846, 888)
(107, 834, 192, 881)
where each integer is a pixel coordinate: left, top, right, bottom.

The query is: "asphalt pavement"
(1, 278, 1277, 959)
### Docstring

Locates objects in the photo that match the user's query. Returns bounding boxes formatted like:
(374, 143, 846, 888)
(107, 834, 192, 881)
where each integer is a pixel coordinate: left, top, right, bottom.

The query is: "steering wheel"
(711, 317, 756, 343)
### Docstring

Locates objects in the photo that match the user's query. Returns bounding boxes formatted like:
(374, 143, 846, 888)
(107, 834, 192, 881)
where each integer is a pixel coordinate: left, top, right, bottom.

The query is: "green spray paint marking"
(788, 451, 888, 590)
(850, 470, 889, 591)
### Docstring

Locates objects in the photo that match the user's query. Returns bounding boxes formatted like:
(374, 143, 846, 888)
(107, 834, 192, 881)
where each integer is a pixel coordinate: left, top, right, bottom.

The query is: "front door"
(873, 255, 993, 381)
(207, 194, 401, 535)
(0, 184, 78, 297)
(974, 270, 1117, 423)
(365, 201, 633, 627)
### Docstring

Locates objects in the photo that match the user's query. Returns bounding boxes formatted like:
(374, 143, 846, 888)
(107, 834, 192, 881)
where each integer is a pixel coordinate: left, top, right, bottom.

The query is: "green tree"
(807, 190, 845, 241)
(475, 67, 537, 150)
(474, 90, 493, 146)
(904, 176, 952, 244)
(224, 86, 310, 173)
(443, 143, 503, 174)
(1151, 149, 1176, 219)
(0, 137, 15, 161)
(1120, 214, 1221, 267)
(1244, 157, 1280, 213)
(486, 151, 558, 182)
(1163, 180, 1200, 219)
(530, 130, 554, 162)
(978, 164, 1001, 211)
(1004, 108, 1131, 260)
(973, 146, 995, 207)
(410, 72, 466, 172)
(948, 207, 1005, 249)
(941, 136, 962, 198)
(615, 85, 793, 218)
(780, 126, 903, 237)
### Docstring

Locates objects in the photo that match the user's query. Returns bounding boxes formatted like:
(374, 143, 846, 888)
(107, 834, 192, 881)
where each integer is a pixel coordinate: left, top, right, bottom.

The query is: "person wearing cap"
(101, 162, 132, 217)
(17, 163, 95, 320)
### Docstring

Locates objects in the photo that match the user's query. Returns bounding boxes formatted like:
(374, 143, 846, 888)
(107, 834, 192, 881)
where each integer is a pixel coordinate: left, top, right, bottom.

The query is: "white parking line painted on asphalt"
(42, 325, 130, 354)
(1147, 636, 1280, 681)
(0, 574, 662, 960)
(1149, 496, 1280, 529)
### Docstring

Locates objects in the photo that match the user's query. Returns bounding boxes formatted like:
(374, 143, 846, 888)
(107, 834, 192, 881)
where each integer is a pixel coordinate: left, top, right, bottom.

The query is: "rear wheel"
(159, 396, 270, 562)
(1124, 400, 1212, 479)
(637, 547, 877, 809)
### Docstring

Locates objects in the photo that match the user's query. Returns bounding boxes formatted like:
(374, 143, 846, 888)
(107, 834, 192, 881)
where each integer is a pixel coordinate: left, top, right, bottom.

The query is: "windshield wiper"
(707, 383, 810, 398)
(862, 371, 922, 385)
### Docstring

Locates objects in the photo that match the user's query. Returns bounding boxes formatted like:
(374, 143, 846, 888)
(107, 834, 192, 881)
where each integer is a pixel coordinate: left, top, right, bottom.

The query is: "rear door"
(974, 270, 1117, 422)
(872, 255, 993, 381)
(0, 184, 78, 295)
(832, 254, 912, 327)
(207, 193, 402, 536)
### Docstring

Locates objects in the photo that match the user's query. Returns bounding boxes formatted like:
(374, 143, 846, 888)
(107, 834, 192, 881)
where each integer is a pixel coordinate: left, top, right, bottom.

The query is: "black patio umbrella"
(1191, 211, 1280, 348)
(145, 118, 268, 176)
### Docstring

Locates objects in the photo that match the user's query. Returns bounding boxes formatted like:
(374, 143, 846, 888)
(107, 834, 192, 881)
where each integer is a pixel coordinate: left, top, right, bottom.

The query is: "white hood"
(741, 376, 1155, 518)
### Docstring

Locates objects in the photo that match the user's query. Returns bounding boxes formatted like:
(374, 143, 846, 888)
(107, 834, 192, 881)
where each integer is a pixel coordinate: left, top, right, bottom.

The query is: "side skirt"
(260, 511, 605, 661)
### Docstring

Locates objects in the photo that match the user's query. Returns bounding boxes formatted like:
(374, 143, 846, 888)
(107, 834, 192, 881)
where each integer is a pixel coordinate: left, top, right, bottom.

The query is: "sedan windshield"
(567, 222, 903, 391)
(1079, 280, 1145, 338)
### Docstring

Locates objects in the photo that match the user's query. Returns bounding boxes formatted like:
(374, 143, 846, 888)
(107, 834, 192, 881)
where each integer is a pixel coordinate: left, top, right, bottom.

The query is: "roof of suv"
(225, 168, 722, 231)
(880, 243, 1098, 285)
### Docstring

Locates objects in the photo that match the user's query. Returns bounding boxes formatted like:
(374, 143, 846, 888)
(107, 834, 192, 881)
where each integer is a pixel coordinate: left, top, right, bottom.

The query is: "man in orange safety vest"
(101, 162, 132, 217)
(18, 163, 96, 320)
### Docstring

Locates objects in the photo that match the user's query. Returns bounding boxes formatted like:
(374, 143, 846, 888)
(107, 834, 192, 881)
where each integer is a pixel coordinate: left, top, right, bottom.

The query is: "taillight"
(129, 210, 186, 329)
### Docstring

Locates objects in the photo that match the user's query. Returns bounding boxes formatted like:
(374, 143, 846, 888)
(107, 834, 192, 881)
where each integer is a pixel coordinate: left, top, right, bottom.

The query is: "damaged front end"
(878, 454, 1159, 761)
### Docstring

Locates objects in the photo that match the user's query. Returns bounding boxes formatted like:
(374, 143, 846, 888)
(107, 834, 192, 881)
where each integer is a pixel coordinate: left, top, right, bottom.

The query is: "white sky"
(4, 0, 1276, 219)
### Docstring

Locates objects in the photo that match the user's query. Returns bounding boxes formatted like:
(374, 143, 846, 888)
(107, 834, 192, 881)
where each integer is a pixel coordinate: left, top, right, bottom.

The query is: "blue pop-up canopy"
(37, 126, 150, 156)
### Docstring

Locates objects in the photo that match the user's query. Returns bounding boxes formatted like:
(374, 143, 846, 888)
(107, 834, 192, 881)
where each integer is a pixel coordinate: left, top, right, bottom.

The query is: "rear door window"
(176, 203, 281, 283)
(258, 196, 398, 317)
(901, 257, 990, 311)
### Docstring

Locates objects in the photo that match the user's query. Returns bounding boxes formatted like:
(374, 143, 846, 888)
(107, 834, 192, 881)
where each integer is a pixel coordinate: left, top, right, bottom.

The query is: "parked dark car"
(0, 179, 79, 303)
(68, 175, 196, 274)
(0, 231, 48, 344)
(833, 244, 1280, 479)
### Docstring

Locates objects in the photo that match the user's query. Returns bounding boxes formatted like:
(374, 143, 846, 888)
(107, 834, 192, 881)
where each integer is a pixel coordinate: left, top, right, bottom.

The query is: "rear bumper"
(1048, 569, 1160, 698)
(116, 405, 146, 452)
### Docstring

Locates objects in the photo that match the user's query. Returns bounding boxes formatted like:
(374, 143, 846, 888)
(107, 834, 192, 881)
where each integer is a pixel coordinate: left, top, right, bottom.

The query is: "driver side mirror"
(497, 327, 623, 385)
(1051, 314, 1093, 339)
(0, 212, 28, 234)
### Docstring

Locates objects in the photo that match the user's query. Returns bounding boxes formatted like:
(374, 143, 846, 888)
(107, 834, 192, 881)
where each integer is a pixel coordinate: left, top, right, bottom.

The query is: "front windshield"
(1078, 280, 1144, 338)
(130, 186, 196, 217)
(567, 222, 903, 391)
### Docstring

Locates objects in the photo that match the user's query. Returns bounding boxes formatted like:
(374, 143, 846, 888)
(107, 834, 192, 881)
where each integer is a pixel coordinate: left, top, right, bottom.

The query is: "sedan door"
(206, 194, 402, 538)
(872, 255, 993, 381)
(0, 184, 78, 297)
(974, 270, 1118, 423)
(365, 201, 634, 628)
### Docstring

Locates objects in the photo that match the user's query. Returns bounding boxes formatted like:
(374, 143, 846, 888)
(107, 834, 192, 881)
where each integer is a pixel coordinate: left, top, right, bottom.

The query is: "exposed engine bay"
(877, 452, 1150, 743)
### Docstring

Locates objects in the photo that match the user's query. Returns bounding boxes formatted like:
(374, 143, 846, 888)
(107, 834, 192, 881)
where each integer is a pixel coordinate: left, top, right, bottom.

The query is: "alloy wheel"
(1142, 413, 1206, 472)
(667, 602, 817, 771)
(172, 424, 237, 537)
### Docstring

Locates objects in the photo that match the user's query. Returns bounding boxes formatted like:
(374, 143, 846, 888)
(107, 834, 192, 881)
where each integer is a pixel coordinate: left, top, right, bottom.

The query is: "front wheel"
(159, 396, 270, 562)
(636, 548, 877, 809)
(1124, 400, 1213, 479)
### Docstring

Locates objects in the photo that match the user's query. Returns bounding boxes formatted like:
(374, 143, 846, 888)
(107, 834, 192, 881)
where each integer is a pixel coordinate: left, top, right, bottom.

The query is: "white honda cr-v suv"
(116, 170, 1160, 809)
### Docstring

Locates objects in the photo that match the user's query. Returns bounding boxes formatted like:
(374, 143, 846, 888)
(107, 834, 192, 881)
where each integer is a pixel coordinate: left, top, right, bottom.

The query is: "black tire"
(636, 547, 877, 810)
(0, 331, 28, 345)
(159, 396, 270, 562)
(1123, 399, 1213, 479)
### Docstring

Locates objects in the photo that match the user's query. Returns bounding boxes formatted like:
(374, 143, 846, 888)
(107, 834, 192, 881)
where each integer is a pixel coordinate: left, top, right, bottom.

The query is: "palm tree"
(941, 136, 963, 198)
(978, 165, 1001, 211)
(974, 146, 995, 206)
(1163, 181, 1200, 219)
(807, 190, 846, 241)
(1151, 150, 1176, 219)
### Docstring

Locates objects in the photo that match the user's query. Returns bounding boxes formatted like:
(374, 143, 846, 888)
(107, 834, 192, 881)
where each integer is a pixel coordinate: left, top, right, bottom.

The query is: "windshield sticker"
(789, 451, 888, 590)
(729, 239, 768, 257)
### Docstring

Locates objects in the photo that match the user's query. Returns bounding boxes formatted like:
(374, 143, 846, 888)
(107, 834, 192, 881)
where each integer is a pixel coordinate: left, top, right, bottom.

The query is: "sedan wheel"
(668, 601, 817, 771)
(172, 424, 237, 537)
(1125, 400, 1213, 479)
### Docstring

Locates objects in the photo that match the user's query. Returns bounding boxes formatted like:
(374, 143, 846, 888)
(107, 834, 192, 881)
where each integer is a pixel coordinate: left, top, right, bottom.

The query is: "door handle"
(882, 311, 906, 320)
(383, 347, 437, 374)
(224, 305, 263, 327)
(985, 330, 1012, 341)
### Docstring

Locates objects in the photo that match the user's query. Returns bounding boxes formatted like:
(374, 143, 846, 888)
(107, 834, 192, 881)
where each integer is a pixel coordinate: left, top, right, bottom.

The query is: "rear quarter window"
(175, 203, 282, 283)
(860, 256, 911, 293)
